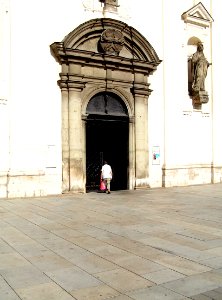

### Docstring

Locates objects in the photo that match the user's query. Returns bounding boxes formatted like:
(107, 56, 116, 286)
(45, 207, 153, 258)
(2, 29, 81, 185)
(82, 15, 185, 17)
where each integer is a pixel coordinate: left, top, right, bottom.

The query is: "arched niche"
(187, 36, 202, 94)
(50, 18, 161, 193)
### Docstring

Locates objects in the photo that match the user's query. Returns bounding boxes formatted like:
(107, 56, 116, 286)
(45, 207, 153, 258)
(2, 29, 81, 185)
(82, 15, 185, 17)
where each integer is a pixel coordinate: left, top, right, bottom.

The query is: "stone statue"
(191, 42, 211, 93)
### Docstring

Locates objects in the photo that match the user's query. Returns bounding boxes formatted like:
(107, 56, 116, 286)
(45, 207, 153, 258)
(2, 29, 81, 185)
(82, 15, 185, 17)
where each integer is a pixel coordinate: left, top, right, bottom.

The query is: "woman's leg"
(106, 179, 111, 193)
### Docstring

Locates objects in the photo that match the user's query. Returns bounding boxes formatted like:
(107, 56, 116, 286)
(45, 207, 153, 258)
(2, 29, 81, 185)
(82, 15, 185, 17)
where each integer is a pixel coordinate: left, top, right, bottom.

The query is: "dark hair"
(104, 161, 108, 164)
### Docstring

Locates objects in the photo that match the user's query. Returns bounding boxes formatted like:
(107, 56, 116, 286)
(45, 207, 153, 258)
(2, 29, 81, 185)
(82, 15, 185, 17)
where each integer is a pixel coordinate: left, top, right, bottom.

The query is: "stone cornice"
(51, 43, 159, 75)
(58, 73, 151, 96)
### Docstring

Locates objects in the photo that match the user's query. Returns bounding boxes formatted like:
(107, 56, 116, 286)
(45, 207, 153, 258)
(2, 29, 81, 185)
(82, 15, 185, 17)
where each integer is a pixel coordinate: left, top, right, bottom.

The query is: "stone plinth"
(192, 91, 209, 108)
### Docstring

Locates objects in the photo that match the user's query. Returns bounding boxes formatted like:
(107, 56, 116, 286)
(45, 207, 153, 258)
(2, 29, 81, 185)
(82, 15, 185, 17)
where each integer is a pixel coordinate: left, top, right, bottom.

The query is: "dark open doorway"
(86, 92, 129, 192)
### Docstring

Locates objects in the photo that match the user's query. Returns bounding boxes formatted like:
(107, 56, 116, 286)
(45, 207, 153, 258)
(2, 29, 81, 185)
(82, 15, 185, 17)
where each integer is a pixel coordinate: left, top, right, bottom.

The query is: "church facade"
(0, 0, 222, 198)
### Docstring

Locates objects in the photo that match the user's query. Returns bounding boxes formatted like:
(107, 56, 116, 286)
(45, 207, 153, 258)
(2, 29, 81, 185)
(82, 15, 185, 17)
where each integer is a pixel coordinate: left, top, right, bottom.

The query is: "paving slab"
(0, 183, 222, 299)
(71, 285, 120, 299)
(162, 270, 222, 297)
(46, 266, 103, 291)
(16, 282, 74, 300)
(95, 268, 153, 293)
(0, 275, 21, 300)
(1, 265, 51, 289)
(142, 268, 185, 284)
(126, 285, 190, 299)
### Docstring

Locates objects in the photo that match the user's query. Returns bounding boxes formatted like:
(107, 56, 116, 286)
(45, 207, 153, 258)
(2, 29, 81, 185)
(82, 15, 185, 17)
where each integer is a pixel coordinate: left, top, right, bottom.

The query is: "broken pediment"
(50, 18, 161, 77)
(182, 2, 213, 28)
(53, 18, 160, 64)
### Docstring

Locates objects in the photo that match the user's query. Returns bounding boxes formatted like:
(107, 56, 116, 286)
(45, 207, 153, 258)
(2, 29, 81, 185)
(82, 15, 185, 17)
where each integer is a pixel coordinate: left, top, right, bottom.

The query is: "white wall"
(7, 0, 88, 195)
(211, 1, 222, 176)
(0, 0, 221, 196)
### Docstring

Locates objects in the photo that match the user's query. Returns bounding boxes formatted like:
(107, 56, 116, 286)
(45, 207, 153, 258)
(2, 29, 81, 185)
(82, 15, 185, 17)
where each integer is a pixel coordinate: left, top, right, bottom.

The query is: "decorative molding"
(182, 2, 213, 28)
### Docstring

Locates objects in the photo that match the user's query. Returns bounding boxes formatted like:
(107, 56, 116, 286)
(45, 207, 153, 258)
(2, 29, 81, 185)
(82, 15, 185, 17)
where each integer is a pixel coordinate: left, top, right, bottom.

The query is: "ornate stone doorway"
(86, 92, 129, 191)
(50, 18, 161, 193)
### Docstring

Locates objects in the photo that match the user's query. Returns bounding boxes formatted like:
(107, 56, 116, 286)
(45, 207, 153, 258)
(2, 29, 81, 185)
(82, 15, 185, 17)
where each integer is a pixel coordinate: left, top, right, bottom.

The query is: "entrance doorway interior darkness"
(86, 92, 129, 192)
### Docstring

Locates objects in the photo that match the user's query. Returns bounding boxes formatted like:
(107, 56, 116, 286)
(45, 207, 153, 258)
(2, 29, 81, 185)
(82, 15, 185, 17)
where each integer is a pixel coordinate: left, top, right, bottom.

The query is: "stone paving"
(0, 183, 222, 300)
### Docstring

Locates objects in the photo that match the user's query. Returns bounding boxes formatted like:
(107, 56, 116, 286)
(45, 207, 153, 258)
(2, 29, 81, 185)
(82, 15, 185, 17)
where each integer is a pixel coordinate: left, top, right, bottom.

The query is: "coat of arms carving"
(99, 28, 124, 55)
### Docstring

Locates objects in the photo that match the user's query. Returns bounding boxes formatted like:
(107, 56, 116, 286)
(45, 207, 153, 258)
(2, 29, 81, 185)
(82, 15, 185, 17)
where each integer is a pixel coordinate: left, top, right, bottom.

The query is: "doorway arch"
(50, 18, 161, 193)
(86, 92, 129, 191)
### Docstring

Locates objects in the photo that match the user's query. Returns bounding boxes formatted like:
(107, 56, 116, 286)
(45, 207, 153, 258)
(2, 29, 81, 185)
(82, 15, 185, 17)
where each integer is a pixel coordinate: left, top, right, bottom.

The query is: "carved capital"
(131, 83, 152, 97)
(67, 82, 85, 91)
(57, 72, 85, 91)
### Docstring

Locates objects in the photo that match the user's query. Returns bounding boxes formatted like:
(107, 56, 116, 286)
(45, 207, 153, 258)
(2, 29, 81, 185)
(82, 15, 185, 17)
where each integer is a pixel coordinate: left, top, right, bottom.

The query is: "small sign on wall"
(152, 146, 160, 165)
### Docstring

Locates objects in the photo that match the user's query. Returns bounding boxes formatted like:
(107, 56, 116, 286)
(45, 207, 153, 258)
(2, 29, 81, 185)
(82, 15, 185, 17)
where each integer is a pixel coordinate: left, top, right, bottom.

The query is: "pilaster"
(133, 88, 150, 188)
(68, 83, 85, 193)
(61, 85, 69, 192)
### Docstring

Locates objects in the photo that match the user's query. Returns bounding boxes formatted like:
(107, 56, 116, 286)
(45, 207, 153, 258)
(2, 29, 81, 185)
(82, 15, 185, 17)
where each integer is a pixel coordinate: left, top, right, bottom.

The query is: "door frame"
(82, 87, 135, 193)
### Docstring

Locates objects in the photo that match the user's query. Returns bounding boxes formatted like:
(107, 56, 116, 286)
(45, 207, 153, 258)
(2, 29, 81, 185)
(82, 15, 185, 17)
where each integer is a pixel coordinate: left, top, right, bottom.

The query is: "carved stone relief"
(99, 28, 124, 55)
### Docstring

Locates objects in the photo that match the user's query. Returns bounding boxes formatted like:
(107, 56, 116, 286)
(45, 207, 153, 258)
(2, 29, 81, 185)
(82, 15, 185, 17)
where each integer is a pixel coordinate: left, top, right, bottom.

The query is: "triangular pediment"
(182, 2, 213, 27)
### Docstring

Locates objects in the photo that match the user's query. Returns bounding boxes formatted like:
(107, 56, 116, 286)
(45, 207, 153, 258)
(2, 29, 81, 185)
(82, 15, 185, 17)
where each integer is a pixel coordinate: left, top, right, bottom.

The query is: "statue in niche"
(191, 42, 211, 93)
(188, 42, 211, 108)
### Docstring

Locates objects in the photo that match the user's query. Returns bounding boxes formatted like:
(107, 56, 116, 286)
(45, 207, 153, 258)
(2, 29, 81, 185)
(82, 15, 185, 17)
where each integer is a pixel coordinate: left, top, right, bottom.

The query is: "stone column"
(68, 83, 85, 192)
(134, 90, 149, 188)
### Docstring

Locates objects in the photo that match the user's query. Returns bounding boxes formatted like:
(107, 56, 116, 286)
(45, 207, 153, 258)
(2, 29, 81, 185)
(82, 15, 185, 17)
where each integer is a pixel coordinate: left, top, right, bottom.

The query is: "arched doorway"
(50, 18, 161, 193)
(86, 92, 129, 191)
